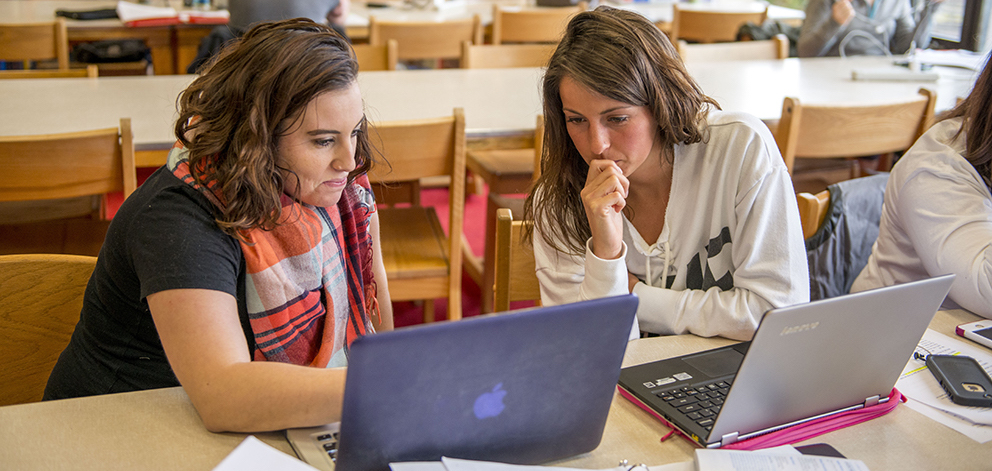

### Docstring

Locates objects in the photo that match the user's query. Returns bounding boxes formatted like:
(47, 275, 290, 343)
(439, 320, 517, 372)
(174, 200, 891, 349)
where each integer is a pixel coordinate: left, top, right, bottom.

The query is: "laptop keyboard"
(316, 431, 340, 462)
(656, 380, 731, 431)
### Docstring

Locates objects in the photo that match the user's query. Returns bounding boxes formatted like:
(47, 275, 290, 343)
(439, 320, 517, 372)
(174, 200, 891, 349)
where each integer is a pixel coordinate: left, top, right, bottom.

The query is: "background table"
(1, 309, 989, 470)
(0, 56, 977, 167)
(0, 0, 218, 75)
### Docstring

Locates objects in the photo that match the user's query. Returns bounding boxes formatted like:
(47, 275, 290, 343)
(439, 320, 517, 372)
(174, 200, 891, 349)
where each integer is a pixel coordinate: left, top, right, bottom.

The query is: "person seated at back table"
(797, 0, 941, 57)
(851, 52, 992, 319)
(44, 19, 393, 433)
(524, 6, 809, 341)
(188, 0, 350, 73)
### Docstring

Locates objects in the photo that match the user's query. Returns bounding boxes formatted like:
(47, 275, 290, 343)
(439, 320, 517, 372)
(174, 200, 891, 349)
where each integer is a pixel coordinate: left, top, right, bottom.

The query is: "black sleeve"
(127, 185, 241, 301)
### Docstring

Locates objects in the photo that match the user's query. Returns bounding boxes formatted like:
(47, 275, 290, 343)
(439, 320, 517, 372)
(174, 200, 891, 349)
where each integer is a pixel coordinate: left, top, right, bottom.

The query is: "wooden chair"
(797, 190, 830, 240)
(352, 39, 399, 71)
(368, 15, 483, 66)
(677, 34, 789, 62)
(0, 64, 98, 79)
(491, 4, 585, 45)
(0, 18, 70, 70)
(467, 115, 543, 313)
(368, 108, 466, 322)
(493, 207, 541, 312)
(460, 42, 555, 69)
(776, 88, 936, 181)
(669, 5, 768, 43)
(0, 118, 137, 256)
(0, 253, 96, 405)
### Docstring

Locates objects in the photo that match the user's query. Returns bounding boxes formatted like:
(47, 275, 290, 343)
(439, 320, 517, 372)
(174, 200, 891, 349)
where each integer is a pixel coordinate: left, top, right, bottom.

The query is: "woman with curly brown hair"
(44, 19, 392, 432)
(525, 6, 808, 341)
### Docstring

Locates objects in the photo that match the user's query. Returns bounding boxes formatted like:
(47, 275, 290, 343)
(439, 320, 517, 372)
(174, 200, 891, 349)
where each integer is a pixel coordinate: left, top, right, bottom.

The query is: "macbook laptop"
(287, 294, 638, 471)
(618, 275, 955, 448)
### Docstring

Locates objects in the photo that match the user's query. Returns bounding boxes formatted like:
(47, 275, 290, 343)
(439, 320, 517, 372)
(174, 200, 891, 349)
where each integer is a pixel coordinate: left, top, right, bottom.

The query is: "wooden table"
(1, 309, 988, 470)
(0, 0, 220, 75)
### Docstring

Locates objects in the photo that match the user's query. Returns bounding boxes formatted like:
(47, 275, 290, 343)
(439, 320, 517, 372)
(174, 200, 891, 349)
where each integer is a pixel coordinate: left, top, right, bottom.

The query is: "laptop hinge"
(720, 432, 739, 447)
(864, 395, 880, 408)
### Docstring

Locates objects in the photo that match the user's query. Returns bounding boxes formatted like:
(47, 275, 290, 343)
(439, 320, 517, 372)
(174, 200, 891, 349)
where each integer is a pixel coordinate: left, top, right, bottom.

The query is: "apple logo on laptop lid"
(473, 383, 507, 419)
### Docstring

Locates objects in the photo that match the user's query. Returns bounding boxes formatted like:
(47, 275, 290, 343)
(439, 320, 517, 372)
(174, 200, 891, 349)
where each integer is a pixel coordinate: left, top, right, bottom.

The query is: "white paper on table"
(212, 435, 319, 471)
(116, 1, 177, 22)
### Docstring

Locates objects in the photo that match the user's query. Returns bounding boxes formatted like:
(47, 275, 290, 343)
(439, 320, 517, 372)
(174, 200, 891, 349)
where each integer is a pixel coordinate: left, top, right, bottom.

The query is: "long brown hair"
(523, 6, 718, 254)
(941, 52, 992, 191)
(175, 19, 374, 239)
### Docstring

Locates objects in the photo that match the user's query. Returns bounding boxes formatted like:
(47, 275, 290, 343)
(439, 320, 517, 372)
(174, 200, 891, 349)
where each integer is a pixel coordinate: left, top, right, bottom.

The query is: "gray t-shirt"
(227, 0, 340, 31)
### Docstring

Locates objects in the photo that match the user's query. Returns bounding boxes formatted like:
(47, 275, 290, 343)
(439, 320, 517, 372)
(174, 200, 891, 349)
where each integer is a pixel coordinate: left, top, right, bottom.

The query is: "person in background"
(851, 52, 992, 319)
(524, 6, 809, 341)
(44, 19, 393, 433)
(227, 0, 350, 38)
(797, 0, 941, 57)
(188, 0, 350, 73)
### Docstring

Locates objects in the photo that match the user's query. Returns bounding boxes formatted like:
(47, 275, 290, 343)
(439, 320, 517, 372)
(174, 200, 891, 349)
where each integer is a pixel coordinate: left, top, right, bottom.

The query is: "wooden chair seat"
(369, 109, 466, 322)
(0, 253, 96, 406)
(378, 206, 449, 280)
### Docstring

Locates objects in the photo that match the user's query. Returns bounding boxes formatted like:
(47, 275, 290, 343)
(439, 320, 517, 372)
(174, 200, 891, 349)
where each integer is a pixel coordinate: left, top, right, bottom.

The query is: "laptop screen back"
(333, 295, 638, 471)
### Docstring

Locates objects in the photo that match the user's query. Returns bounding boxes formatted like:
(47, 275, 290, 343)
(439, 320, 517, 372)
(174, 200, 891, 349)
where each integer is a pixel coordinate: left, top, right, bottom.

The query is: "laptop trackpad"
(683, 348, 744, 377)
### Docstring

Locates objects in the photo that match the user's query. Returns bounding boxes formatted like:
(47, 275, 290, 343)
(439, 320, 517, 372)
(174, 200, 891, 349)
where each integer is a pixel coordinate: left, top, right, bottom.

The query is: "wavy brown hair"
(523, 6, 719, 254)
(940, 52, 992, 191)
(175, 19, 374, 239)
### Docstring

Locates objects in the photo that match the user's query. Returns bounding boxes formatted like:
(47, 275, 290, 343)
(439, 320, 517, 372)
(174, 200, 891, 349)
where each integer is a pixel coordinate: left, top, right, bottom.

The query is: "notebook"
(618, 275, 955, 448)
(287, 295, 638, 471)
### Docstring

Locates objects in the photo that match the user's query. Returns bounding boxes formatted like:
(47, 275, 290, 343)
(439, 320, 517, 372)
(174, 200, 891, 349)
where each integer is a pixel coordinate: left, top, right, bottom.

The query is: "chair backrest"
(0, 18, 70, 70)
(0, 117, 137, 208)
(677, 34, 789, 62)
(493, 207, 540, 312)
(369, 16, 483, 62)
(460, 42, 555, 69)
(491, 4, 584, 45)
(797, 190, 830, 240)
(776, 88, 936, 172)
(352, 40, 399, 71)
(0, 64, 98, 80)
(670, 5, 768, 43)
(0, 253, 96, 405)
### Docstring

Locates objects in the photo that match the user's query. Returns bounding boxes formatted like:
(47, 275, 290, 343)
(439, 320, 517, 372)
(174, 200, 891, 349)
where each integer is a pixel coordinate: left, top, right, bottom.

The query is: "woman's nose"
(589, 124, 609, 155)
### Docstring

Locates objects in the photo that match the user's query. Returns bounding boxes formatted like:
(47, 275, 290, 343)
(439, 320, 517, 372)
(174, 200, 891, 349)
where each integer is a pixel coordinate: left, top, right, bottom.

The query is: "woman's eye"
(315, 138, 334, 147)
(565, 116, 585, 124)
(608, 116, 629, 124)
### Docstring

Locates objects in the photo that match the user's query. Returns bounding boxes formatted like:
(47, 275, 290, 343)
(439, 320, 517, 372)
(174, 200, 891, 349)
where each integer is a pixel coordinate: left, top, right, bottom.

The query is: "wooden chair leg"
(423, 299, 435, 323)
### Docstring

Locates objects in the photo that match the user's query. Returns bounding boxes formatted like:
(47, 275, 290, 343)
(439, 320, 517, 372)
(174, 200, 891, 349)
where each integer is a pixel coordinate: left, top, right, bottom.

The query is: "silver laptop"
(287, 295, 638, 471)
(618, 275, 954, 448)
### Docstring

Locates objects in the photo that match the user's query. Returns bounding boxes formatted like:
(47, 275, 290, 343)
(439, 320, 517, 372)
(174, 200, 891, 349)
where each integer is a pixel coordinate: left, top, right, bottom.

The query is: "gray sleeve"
(798, 0, 845, 57)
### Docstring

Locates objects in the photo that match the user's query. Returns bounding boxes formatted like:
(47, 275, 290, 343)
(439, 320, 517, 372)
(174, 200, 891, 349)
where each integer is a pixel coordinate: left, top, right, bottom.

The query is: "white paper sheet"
(212, 435, 319, 471)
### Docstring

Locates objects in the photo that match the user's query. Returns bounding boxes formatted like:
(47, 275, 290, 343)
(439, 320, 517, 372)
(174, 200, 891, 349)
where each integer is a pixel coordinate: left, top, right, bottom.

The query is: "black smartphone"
(926, 354, 992, 407)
